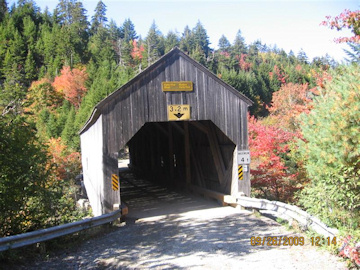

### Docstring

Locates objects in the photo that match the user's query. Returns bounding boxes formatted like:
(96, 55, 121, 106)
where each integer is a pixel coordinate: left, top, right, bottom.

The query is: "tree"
(118, 18, 137, 66)
(297, 48, 308, 64)
(0, 0, 7, 22)
(249, 115, 298, 202)
(180, 25, 194, 54)
(321, 9, 360, 44)
(91, 0, 107, 34)
(232, 29, 247, 55)
(297, 64, 360, 229)
(192, 21, 210, 58)
(52, 65, 88, 108)
(165, 30, 179, 53)
(218, 35, 230, 52)
(269, 83, 313, 131)
(54, 0, 89, 66)
(144, 20, 164, 66)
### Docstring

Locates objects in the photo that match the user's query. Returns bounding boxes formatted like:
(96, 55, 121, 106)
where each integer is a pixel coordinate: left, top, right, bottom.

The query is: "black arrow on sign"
(174, 113, 184, 119)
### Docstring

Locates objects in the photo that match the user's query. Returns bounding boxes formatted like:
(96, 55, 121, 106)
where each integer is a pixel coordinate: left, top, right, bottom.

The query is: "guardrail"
(0, 206, 126, 252)
(237, 196, 338, 238)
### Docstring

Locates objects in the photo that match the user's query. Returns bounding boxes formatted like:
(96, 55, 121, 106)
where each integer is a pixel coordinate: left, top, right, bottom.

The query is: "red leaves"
(249, 115, 299, 201)
(52, 66, 88, 108)
(338, 235, 360, 267)
(321, 9, 360, 44)
(238, 53, 252, 71)
(130, 39, 144, 61)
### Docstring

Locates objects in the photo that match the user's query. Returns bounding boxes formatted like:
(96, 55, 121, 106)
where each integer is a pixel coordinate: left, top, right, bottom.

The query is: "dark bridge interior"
(126, 120, 236, 195)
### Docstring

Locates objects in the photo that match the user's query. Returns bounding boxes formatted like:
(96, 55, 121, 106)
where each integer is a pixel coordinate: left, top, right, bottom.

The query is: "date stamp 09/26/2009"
(250, 236, 337, 247)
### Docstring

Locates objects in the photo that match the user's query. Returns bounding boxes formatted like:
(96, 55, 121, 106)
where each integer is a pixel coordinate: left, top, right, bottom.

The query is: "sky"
(8, 0, 359, 62)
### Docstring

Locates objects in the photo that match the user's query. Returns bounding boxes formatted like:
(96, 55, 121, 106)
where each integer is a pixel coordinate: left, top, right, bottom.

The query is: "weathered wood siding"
(80, 115, 107, 216)
(100, 51, 250, 155)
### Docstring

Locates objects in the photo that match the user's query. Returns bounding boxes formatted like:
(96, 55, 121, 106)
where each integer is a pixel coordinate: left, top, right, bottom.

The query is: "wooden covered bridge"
(80, 48, 253, 216)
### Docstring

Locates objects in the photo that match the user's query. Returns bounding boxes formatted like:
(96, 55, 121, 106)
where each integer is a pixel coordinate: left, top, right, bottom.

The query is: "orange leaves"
(130, 39, 144, 61)
(269, 83, 313, 131)
(25, 78, 63, 115)
(47, 137, 81, 181)
(52, 66, 88, 108)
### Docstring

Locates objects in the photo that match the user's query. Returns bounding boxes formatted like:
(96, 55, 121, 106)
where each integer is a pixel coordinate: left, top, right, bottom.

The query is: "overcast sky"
(8, 0, 359, 62)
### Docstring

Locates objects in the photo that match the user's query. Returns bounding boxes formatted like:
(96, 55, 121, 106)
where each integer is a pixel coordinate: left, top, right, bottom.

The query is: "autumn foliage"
(131, 39, 144, 61)
(52, 66, 88, 108)
(269, 83, 313, 131)
(47, 137, 81, 181)
(248, 115, 300, 202)
(321, 9, 360, 44)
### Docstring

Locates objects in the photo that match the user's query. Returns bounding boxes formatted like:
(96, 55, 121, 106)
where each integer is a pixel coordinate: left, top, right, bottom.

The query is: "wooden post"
(168, 123, 174, 184)
(184, 122, 191, 187)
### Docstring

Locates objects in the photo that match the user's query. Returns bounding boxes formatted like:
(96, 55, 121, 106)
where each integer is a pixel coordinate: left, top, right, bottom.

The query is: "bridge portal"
(80, 48, 253, 216)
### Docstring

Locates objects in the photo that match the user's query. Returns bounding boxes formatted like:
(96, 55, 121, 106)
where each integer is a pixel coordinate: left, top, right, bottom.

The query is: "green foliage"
(297, 64, 360, 229)
(0, 116, 85, 236)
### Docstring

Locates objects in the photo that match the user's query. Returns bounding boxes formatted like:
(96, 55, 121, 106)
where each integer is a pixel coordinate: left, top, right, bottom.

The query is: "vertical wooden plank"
(168, 123, 174, 184)
(184, 121, 191, 186)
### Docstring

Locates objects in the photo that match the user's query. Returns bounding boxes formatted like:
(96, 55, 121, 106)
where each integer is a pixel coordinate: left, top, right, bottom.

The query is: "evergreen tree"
(218, 35, 230, 52)
(118, 18, 137, 66)
(232, 29, 247, 55)
(180, 25, 194, 54)
(297, 48, 308, 64)
(91, 0, 107, 34)
(298, 64, 360, 229)
(144, 20, 164, 66)
(165, 30, 179, 53)
(54, 0, 89, 67)
(192, 21, 210, 58)
(61, 105, 76, 148)
(0, 0, 7, 22)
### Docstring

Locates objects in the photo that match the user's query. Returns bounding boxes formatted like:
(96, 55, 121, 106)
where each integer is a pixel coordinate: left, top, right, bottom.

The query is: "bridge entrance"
(127, 121, 236, 196)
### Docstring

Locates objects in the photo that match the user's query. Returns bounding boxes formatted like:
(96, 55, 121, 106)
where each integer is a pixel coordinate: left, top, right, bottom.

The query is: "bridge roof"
(80, 47, 252, 135)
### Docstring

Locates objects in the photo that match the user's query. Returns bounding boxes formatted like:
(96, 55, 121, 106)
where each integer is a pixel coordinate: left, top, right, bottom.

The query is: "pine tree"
(91, 0, 107, 34)
(165, 30, 179, 53)
(0, 0, 7, 23)
(218, 35, 230, 52)
(192, 21, 210, 58)
(61, 105, 76, 148)
(180, 25, 194, 54)
(297, 48, 308, 64)
(118, 18, 137, 66)
(232, 29, 247, 55)
(144, 21, 164, 66)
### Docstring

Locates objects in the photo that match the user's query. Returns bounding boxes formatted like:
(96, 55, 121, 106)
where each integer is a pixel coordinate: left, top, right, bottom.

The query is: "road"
(13, 170, 346, 269)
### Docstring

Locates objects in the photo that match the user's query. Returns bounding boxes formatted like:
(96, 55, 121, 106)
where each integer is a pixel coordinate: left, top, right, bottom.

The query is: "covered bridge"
(80, 48, 253, 216)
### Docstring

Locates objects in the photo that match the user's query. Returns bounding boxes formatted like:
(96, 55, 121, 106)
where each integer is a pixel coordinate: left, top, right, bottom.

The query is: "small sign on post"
(238, 150, 250, 164)
(112, 174, 119, 191)
(167, 104, 190, 121)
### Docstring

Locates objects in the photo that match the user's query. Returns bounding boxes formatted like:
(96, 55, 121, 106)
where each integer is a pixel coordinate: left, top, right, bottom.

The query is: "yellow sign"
(162, 81, 193, 92)
(168, 105, 190, 121)
(112, 174, 119, 191)
(238, 165, 243, 181)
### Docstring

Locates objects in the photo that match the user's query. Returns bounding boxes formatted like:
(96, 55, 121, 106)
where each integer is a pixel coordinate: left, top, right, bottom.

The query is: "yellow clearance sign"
(167, 105, 190, 121)
(162, 81, 193, 92)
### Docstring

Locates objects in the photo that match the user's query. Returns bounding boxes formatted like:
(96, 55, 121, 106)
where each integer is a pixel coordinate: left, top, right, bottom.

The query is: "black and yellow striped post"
(238, 165, 243, 181)
(112, 174, 119, 191)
